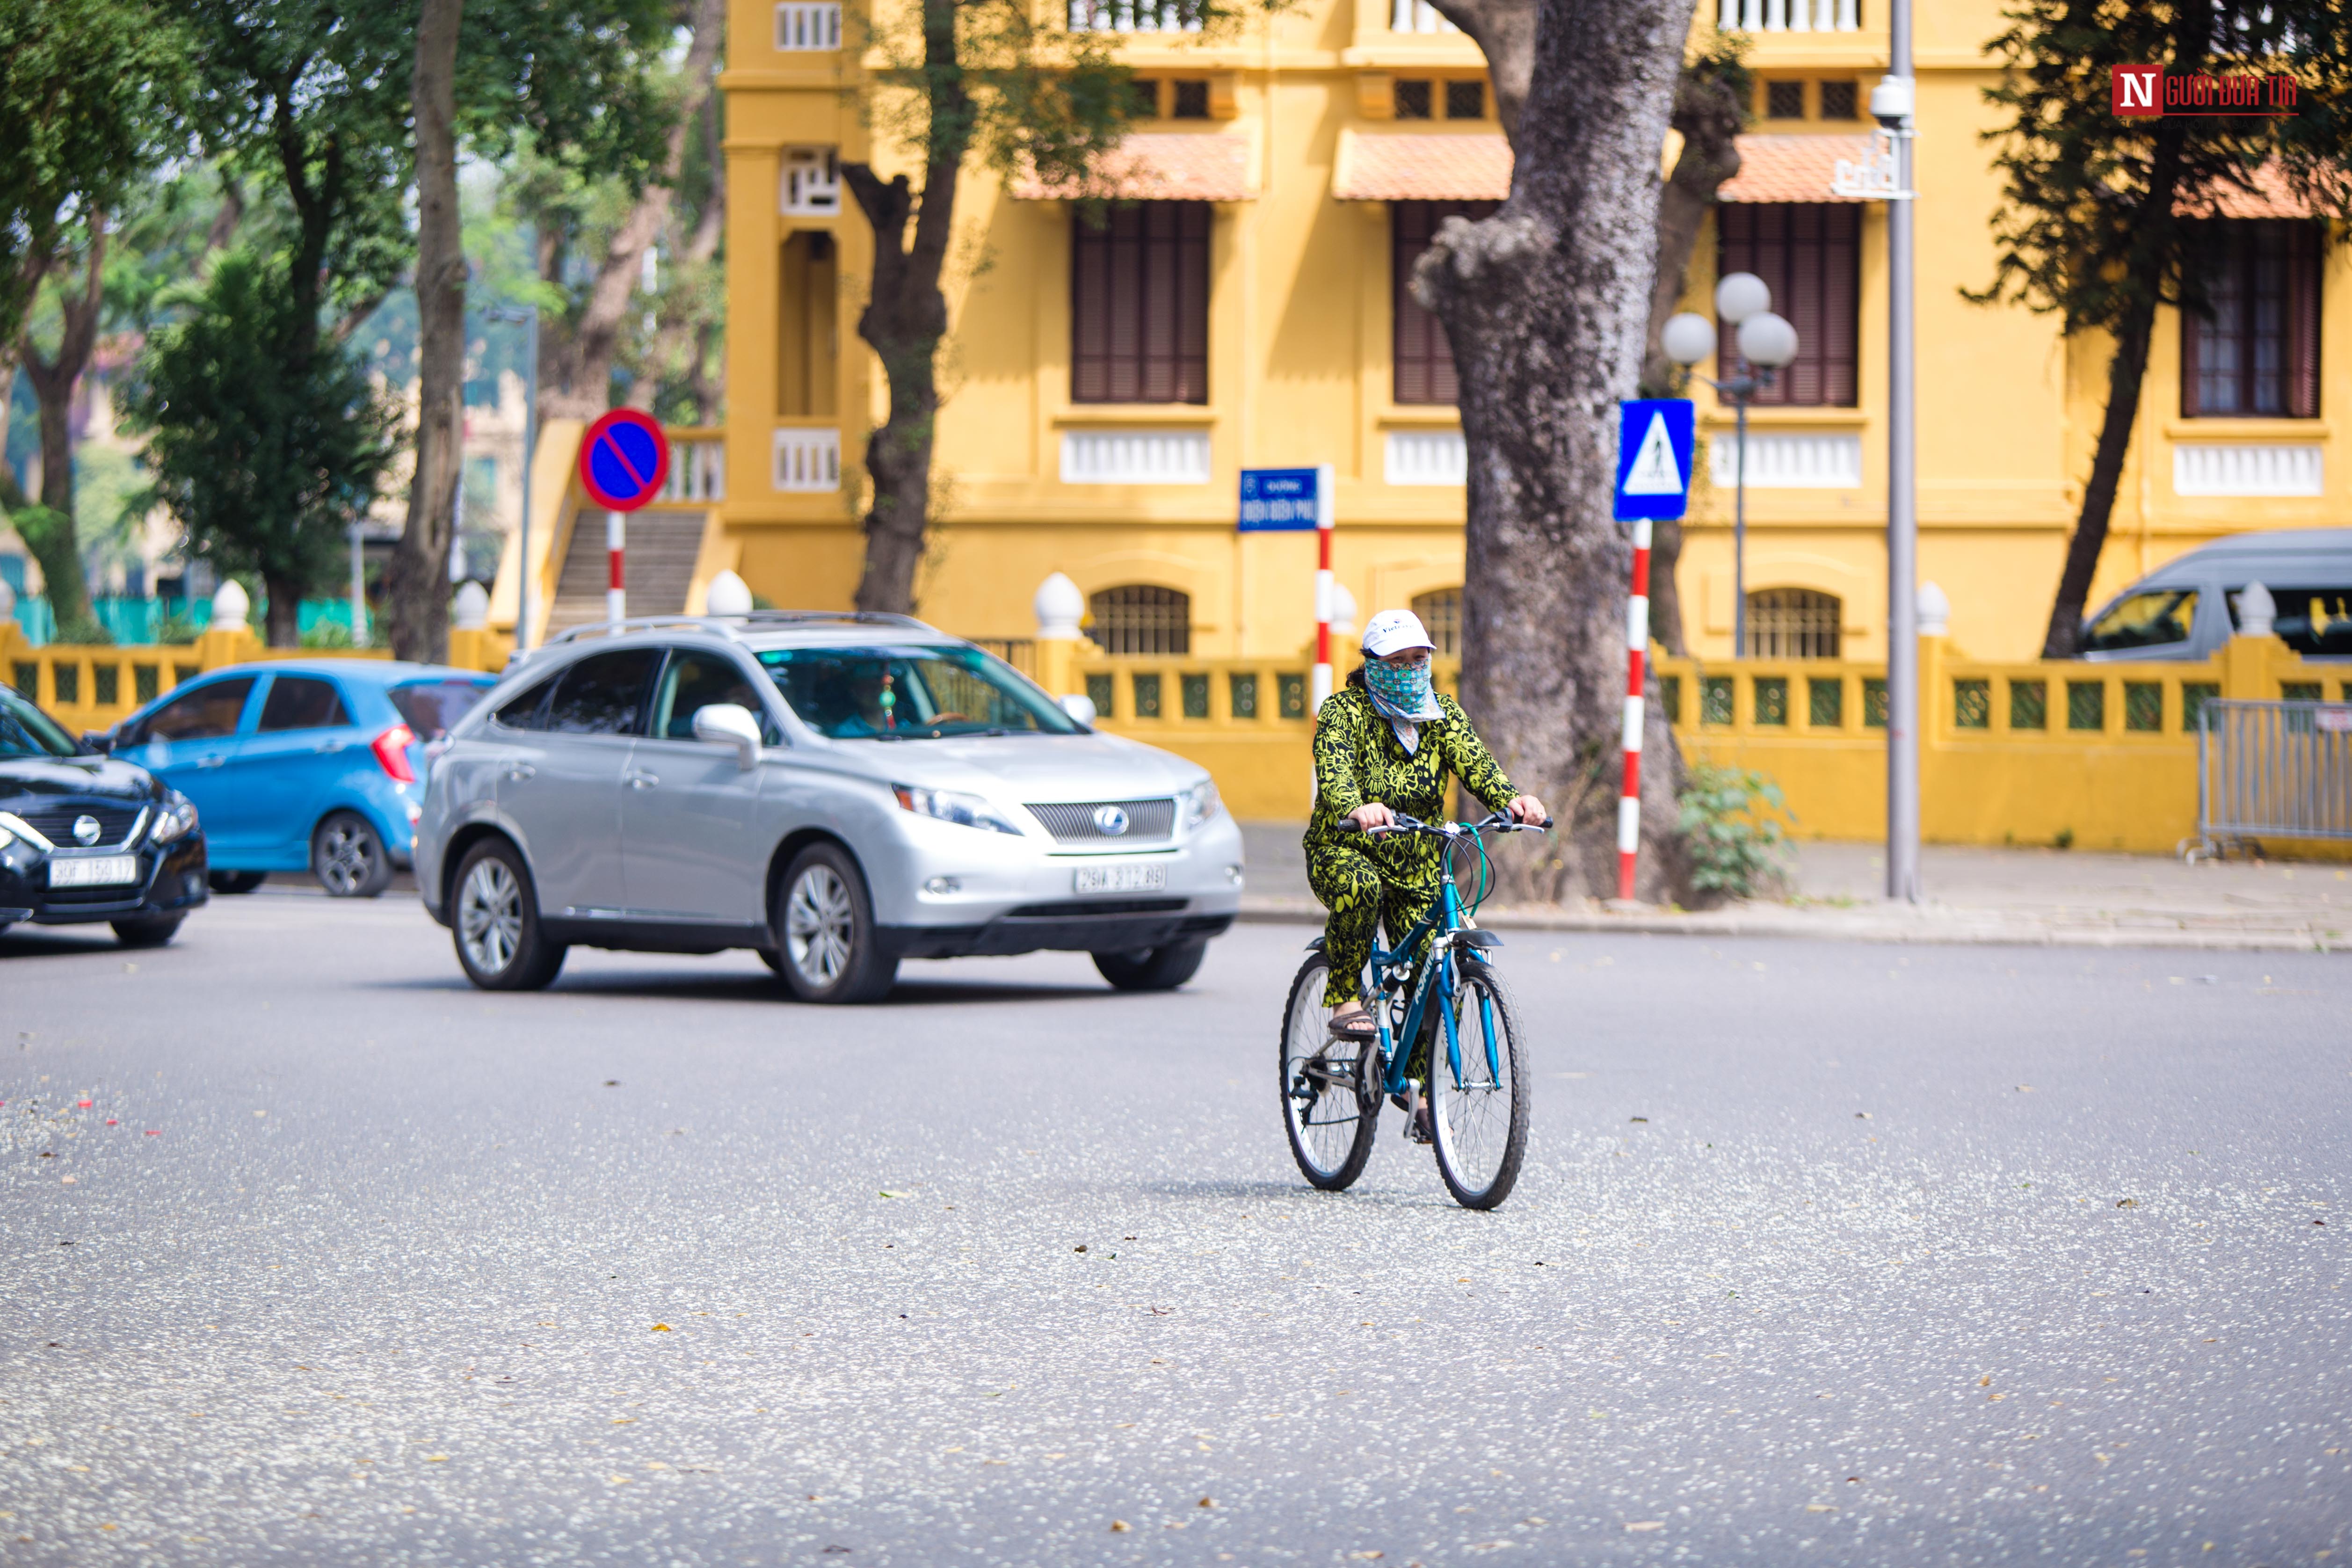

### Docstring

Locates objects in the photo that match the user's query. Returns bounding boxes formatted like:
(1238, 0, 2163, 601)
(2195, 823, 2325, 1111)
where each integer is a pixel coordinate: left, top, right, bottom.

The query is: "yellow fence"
(0, 619, 511, 737)
(1029, 634, 2350, 851)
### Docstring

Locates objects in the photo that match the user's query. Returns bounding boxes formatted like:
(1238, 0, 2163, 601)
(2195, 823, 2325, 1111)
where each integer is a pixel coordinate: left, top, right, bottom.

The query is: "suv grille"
(1024, 798, 1175, 844)
(17, 803, 143, 847)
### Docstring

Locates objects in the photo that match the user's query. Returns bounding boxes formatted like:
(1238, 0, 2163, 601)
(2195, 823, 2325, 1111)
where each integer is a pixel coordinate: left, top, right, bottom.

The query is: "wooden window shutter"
(2289, 222, 2322, 418)
(1071, 203, 1210, 405)
(1391, 199, 1497, 405)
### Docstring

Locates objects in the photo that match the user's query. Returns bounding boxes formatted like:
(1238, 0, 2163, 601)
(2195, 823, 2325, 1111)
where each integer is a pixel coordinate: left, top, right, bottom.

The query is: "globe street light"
(1665, 276, 1800, 661)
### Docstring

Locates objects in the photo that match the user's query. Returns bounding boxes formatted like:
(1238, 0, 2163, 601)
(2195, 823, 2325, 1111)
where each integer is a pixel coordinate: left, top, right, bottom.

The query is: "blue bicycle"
(1279, 810, 1540, 1210)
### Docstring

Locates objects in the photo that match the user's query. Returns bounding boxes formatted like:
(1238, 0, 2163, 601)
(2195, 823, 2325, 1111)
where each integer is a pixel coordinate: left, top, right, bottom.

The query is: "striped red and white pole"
(606, 511, 626, 626)
(1617, 516, 1654, 901)
(1310, 461, 1336, 711)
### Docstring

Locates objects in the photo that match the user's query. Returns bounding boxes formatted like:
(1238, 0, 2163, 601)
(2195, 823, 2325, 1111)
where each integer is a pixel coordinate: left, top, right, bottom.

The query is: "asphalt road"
(4, 890, 2348, 1567)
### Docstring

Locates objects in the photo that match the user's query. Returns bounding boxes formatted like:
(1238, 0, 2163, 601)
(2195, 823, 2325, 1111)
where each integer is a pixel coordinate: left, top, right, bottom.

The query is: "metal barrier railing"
(2192, 698, 2352, 858)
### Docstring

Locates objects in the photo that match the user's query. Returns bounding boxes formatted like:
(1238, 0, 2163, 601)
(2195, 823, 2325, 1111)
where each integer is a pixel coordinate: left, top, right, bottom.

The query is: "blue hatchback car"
(99, 661, 497, 897)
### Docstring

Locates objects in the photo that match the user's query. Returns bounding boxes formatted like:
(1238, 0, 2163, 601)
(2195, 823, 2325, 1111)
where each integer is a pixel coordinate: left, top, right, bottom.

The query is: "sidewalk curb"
(1235, 896, 2344, 952)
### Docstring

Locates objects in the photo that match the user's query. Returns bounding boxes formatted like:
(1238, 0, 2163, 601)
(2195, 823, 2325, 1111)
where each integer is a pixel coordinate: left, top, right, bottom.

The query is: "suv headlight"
(150, 794, 200, 845)
(892, 784, 1023, 836)
(1182, 777, 1221, 830)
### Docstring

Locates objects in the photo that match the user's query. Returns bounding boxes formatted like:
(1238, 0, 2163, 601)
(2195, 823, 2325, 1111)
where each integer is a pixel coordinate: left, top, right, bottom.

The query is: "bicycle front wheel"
(1278, 952, 1377, 1191)
(1429, 959, 1529, 1210)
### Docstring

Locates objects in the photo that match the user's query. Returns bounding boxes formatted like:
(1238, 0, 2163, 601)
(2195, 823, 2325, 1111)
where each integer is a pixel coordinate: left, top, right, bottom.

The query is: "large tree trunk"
(541, 0, 726, 422)
(385, 0, 466, 663)
(16, 223, 108, 639)
(1424, 0, 1538, 147)
(1416, 0, 1697, 905)
(841, 0, 969, 614)
(2042, 305, 2157, 659)
(263, 569, 304, 648)
(2040, 125, 2187, 660)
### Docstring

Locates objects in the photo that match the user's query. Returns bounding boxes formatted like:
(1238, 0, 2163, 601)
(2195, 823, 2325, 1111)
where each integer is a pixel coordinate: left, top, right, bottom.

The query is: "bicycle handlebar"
(1335, 809, 1553, 838)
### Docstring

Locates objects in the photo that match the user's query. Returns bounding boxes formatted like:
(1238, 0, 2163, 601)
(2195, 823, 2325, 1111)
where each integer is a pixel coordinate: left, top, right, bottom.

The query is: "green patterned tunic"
(1305, 683, 1520, 1007)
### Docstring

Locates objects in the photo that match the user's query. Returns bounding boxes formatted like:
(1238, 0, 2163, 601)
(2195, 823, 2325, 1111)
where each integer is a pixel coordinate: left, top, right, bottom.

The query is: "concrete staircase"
(546, 508, 708, 637)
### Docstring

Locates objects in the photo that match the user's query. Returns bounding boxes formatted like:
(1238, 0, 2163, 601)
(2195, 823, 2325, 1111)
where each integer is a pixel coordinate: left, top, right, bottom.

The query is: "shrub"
(1677, 762, 1794, 900)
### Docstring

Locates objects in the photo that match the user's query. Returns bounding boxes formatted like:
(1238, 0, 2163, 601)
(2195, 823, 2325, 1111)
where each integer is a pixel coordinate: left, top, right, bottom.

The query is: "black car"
(0, 681, 208, 947)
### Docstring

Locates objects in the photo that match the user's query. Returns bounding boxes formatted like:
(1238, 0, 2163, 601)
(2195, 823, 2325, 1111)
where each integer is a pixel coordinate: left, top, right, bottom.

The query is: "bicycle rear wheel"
(1429, 958, 1529, 1210)
(1278, 952, 1377, 1191)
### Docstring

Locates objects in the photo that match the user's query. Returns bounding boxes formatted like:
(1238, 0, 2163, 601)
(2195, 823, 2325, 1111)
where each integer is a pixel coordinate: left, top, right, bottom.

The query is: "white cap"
(1360, 608, 1435, 659)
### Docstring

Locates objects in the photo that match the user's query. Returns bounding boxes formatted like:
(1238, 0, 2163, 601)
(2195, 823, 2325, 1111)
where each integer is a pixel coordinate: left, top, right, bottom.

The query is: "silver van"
(414, 613, 1243, 1002)
(2081, 528, 2352, 661)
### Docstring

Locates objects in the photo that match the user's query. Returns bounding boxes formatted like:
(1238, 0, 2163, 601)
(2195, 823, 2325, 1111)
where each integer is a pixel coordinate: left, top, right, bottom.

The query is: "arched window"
(1744, 588, 1841, 660)
(1088, 585, 1191, 655)
(1411, 588, 1462, 656)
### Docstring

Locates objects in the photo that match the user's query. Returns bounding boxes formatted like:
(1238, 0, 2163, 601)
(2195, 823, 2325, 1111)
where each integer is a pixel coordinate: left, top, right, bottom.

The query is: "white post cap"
(1329, 580, 1358, 638)
(211, 579, 250, 632)
(1916, 580, 1950, 637)
(2236, 580, 2276, 637)
(704, 568, 754, 617)
(452, 580, 490, 631)
(1034, 572, 1085, 640)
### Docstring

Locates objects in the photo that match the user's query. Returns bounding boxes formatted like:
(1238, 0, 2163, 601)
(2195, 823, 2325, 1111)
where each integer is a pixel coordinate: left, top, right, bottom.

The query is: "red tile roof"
(1716, 133, 1874, 203)
(1329, 131, 1876, 203)
(1333, 131, 1511, 201)
(1011, 134, 1253, 202)
(2178, 159, 2333, 218)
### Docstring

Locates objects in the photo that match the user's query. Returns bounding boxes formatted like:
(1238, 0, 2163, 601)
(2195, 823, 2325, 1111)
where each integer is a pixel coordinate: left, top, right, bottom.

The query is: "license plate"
(50, 855, 140, 888)
(1073, 862, 1167, 895)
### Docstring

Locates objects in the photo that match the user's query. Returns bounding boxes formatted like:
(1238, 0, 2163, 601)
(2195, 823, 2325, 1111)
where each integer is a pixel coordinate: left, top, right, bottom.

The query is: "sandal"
(1327, 1009, 1376, 1041)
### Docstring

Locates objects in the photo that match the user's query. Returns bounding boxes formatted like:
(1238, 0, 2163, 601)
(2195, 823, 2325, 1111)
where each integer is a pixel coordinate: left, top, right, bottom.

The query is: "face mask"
(1364, 657, 1437, 720)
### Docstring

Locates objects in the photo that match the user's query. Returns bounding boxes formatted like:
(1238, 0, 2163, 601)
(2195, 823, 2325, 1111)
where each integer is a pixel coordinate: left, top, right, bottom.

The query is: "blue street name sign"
(1613, 398, 1697, 523)
(1239, 466, 1325, 532)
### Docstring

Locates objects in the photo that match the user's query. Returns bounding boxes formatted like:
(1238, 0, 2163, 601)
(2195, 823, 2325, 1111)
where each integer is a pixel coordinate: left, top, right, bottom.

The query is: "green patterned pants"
(1307, 840, 1439, 1010)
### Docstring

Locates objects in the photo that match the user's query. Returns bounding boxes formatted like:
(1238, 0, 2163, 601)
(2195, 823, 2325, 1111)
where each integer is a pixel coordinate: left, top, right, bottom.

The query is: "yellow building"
(701, 0, 2346, 675)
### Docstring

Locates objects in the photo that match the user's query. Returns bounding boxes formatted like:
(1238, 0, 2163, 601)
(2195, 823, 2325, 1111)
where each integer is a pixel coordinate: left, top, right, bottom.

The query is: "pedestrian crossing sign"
(1612, 398, 1696, 522)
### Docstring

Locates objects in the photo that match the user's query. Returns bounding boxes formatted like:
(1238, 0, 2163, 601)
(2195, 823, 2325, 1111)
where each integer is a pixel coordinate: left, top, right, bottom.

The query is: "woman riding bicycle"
(1307, 609, 1546, 1043)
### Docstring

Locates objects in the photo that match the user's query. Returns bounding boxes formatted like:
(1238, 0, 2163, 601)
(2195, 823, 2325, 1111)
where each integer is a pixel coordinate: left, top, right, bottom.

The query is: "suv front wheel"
(772, 843, 896, 1004)
(451, 838, 567, 991)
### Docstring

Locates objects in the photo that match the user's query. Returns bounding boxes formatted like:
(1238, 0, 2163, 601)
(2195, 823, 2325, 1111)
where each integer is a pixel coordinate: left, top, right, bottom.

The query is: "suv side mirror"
(691, 703, 763, 770)
(1059, 693, 1097, 727)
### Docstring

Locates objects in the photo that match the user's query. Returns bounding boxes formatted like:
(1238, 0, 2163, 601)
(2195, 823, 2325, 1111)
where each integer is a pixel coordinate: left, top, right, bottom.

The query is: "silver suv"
(414, 613, 1243, 1002)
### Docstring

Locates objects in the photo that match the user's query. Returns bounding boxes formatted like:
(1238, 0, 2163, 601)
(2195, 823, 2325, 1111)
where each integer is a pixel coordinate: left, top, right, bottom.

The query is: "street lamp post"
(1879, 12, 1921, 905)
(1833, 2, 1921, 902)
(1663, 278, 1799, 661)
(486, 305, 541, 653)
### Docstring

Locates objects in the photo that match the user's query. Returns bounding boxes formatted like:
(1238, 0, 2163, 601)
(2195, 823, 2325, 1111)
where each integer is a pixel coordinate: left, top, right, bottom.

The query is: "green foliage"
(0, 0, 190, 343)
(119, 251, 397, 627)
(298, 615, 357, 650)
(1676, 763, 1794, 900)
(1974, 0, 2352, 335)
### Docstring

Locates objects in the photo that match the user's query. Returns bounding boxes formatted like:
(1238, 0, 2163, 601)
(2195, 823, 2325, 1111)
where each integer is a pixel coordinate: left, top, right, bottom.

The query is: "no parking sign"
(579, 409, 671, 511)
(578, 410, 672, 626)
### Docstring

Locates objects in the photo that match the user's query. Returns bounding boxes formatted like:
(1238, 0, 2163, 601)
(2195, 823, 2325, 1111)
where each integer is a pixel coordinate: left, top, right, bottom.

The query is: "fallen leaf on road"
(1110, 1520, 1130, 1532)
(2117, 1198, 2139, 1208)
(1625, 1522, 1664, 1532)
(879, 1191, 909, 1199)
(425, 1454, 447, 1462)
(1980, 1376, 1992, 1387)
(651, 1324, 671, 1332)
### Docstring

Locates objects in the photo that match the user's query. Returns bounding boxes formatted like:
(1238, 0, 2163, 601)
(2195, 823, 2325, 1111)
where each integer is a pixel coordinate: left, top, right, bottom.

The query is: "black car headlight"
(150, 794, 200, 846)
